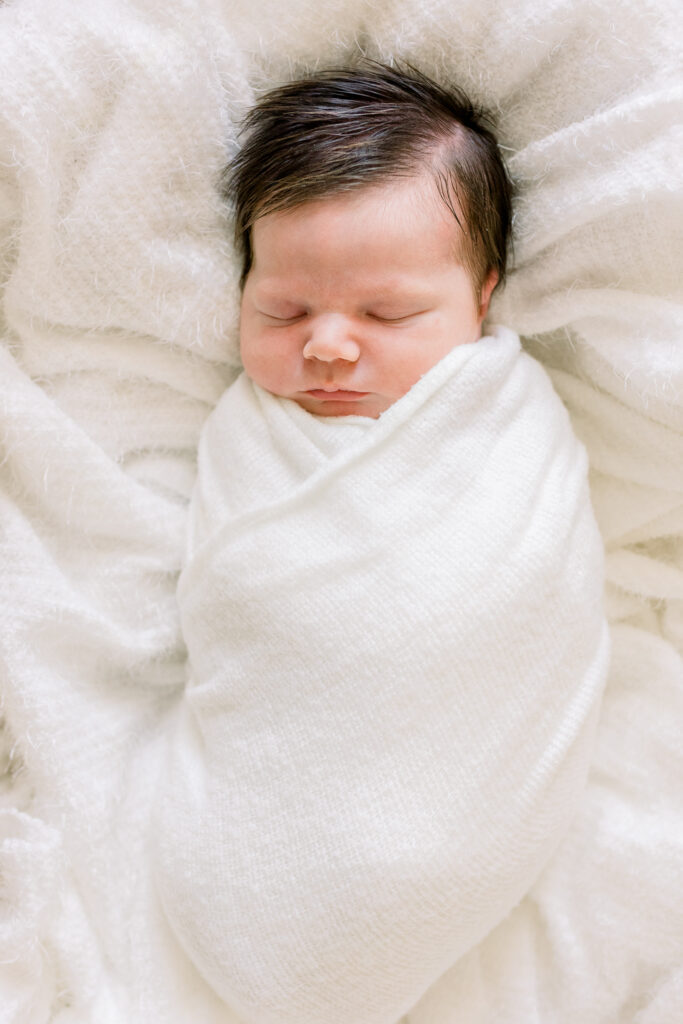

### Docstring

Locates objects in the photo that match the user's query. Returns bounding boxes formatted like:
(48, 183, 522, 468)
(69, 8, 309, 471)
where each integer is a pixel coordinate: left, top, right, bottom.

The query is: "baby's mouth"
(304, 388, 369, 400)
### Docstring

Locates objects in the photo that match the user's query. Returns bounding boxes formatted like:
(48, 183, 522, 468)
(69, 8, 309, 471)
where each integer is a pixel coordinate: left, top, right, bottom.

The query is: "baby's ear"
(478, 269, 499, 320)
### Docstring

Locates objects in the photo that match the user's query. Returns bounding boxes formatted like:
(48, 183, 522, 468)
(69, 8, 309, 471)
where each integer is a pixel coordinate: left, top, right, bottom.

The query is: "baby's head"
(227, 63, 512, 417)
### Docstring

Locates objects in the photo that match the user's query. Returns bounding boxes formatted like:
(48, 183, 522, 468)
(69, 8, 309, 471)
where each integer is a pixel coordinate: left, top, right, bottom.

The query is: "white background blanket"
(0, 1, 681, 1022)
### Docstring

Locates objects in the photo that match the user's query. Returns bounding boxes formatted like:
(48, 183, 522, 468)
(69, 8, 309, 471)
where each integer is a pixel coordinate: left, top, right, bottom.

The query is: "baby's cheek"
(391, 348, 443, 395)
(240, 338, 271, 383)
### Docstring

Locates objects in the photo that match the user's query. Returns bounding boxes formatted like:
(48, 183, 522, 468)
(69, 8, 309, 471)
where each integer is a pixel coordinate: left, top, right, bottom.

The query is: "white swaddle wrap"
(153, 325, 610, 1024)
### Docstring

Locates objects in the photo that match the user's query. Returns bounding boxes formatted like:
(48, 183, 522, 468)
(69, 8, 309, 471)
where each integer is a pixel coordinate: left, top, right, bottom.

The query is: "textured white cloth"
(154, 326, 609, 1024)
(0, 0, 681, 1022)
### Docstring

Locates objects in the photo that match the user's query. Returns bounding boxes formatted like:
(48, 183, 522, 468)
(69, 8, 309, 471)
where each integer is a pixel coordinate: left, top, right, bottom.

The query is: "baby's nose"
(302, 316, 360, 363)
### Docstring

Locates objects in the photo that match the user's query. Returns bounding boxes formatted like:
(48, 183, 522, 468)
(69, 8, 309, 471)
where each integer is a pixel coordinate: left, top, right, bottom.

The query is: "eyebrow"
(364, 289, 434, 303)
(252, 279, 436, 302)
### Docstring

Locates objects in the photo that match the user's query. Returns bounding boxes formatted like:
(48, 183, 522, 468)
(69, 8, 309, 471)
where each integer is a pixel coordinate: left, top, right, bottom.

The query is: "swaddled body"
(154, 324, 609, 1024)
(153, 66, 609, 1024)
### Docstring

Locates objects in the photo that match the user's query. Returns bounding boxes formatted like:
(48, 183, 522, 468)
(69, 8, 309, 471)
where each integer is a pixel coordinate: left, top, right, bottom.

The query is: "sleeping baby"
(153, 64, 610, 1024)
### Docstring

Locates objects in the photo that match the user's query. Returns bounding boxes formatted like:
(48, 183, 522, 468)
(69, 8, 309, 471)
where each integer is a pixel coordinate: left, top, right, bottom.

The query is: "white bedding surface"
(0, 1, 681, 1022)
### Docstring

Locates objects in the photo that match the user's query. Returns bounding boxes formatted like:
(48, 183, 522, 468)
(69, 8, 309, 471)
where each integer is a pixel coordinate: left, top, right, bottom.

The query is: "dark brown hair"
(225, 62, 513, 294)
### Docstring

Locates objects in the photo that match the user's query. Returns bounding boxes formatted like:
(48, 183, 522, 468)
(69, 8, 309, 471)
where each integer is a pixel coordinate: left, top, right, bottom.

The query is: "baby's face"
(239, 175, 497, 418)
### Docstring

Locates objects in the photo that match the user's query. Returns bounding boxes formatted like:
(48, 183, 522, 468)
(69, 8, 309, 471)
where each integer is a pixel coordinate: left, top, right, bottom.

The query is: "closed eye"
(260, 311, 307, 324)
(368, 310, 428, 323)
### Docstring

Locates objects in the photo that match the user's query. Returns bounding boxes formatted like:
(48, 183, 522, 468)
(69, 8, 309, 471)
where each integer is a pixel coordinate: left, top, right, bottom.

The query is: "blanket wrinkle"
(0, 809, 61, 1024)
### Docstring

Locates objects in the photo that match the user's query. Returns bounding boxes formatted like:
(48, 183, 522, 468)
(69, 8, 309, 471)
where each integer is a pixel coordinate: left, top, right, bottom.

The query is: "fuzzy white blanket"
(1, 0, 682, 1022)
(154, 326, 609, 1024)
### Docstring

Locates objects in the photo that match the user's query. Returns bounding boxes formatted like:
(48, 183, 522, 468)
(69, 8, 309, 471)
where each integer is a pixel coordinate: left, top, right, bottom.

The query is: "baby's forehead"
(246, 177, 479, 306)
(247, 182, 478, 310)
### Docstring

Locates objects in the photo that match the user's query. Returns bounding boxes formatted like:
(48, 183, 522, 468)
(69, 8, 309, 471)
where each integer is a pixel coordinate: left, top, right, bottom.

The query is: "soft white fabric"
(154, 326, 609, 1024)
(0, 0, 681, 1021)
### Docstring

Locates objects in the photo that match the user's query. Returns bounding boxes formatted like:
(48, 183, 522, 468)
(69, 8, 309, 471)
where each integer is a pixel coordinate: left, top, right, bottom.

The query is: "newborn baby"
(154, 65, 609, 1024)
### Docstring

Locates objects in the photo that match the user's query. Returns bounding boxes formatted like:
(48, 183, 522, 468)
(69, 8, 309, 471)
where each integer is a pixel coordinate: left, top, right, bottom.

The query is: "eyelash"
(263, 313, 306, 324)
(368, 313, 417, 323)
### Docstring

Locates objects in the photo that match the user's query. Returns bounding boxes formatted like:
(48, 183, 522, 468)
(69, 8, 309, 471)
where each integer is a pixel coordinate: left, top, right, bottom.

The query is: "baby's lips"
(304, 389, 370, 400)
